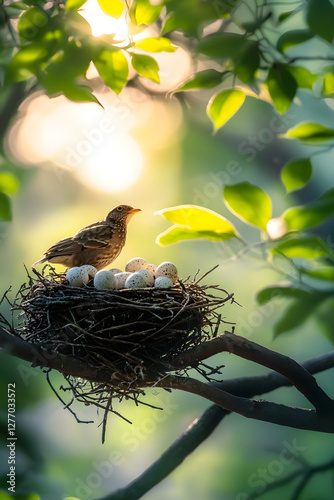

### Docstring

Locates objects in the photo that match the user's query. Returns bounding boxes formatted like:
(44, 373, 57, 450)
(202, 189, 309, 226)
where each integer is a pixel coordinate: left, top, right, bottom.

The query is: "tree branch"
(99, 352, 334, 500)
(171, 331, 334, 415)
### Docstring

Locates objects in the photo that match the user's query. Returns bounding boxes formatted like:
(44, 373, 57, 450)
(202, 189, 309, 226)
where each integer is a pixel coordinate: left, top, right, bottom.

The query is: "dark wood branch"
(171, 331, 334, 415)
(158, 375, 334, 433)
(99, 353, 334, 500)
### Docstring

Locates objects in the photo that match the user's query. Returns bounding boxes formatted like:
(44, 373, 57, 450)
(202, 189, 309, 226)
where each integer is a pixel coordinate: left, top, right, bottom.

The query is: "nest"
(4, 265, 235, 427)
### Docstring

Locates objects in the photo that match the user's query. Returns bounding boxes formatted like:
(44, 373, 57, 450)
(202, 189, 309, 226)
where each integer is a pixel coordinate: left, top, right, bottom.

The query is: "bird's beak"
(130, 208, 141, 214)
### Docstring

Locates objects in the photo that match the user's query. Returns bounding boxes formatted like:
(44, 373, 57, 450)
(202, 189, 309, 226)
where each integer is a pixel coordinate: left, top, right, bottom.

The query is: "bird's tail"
(31, 257, 47, 267)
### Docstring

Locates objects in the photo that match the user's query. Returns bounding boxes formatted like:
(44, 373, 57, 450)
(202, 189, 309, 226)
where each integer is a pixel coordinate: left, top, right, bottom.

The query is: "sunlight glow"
(266, 218, 288, 239)
(80, 0, 129, 40)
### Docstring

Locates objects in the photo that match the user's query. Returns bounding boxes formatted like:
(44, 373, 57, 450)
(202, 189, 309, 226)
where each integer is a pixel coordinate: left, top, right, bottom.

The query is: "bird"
(32, 204, 141, 270)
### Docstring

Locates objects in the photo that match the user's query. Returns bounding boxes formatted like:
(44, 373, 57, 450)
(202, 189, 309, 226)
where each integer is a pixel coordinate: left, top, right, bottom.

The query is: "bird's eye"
(117, 206, 123, 212)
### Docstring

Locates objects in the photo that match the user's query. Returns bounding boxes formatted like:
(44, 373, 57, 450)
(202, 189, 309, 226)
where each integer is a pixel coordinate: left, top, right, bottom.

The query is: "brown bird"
(32, 204, 141, 270)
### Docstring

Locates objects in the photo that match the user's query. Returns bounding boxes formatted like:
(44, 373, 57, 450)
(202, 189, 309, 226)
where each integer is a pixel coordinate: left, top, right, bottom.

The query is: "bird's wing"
(43, 236, 83, 257)
(72, 223, 112, 248)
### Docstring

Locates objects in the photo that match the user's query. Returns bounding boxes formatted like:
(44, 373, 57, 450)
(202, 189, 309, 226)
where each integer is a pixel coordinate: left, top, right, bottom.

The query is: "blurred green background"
(1, 1, 334, 498)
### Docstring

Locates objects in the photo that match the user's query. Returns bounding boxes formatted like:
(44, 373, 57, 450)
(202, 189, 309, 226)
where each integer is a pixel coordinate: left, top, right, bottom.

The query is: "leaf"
(155, 205, 238, 246)
(0, 192, 12, 221)
(299, 266, 334, 282)
(256, 285, 308, 306)
(282, 122, 334, 142)
(287, 66, 317, 90)
(93, 49, 128, 94)
(323, 73, 334, 97)
(281, 158, 312, 193)
(307, 0, 334, 43)
(224, 182, 271, 231)
(0, 172, 20, 194)
(18, 7, 48, 42)
(235, 40, 260, 83)
(272, 237, 333, 259)
(63, 84, 101, 104)
(133, 0, 162, 25)
(265, 64, 297, 114)
(283, 188, 334, 230)
(274, 291, 331, 337)
(176, 69, 225, 91)
(207, 89, 245, 131)
(277, 30, 313, 52)
(131, 53, 159, 83)
(6, 42, 50, 81)
(278, 10, 296, 23)
(197, 33, 249, 59)
(134, 37, 177, 52)
(65, 0, 88, 9)
(97, 0, 124, 18)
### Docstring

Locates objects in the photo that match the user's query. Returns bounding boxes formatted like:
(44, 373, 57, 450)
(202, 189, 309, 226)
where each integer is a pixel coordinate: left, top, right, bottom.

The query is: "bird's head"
(106, 205, 141, 224)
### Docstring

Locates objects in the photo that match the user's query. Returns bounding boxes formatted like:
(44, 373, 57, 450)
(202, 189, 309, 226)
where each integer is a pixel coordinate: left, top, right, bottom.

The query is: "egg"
(110, 268, 122, 275)
(125, 257, 148, 273)
(155, 262, 178, 283)
(135, 268, 155, 287)
(80, 265, 98, 278)
(147, 263, 157, 276)
(154, 276, 173, 289)
(115, 272, 132, 289)
(125, 273, 147, 289)
(93, 270, 117, 290)
(66, 267, 89, 287)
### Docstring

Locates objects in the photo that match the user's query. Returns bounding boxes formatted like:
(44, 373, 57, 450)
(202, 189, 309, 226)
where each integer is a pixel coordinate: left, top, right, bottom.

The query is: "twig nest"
(66, 267, 89, 287)
(154, 276, 173, 289)
(93, 270, 117, 290)
(125, 257, 148, 273)
(125, 272, 147, 289)
(155, 262, 178, 283)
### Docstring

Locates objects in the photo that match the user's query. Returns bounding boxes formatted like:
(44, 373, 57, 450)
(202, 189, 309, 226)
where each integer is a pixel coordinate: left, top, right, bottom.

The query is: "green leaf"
(281, 158, 312, 193)
(323, 73, 334, 97)
(97, 0, 124, 18)
(18, 7, 48, 42)
(307, 0, 334, 43)
(0, 192, 12, 221)
(299, 266, 334, 282)
(93, 49, 128, 94)
(0, 172, 20, 194)
(7, 42, 50, 81)
(155, 205, 238, 246)
(287, 66, 317, 90)
(176, 69, 225, 91)
(65, 0, 87, 9)
(256, 285, 308, 306)
(131, 53, 159, 83)
(278, 10, 296, 23)
(272, 237, 333, 259)
(63, 84, 101, 104)
(134, 37, 177, 52)
(277, 30, 313, 52)
(274, 291, 331, 337)
(133, 0, 162, 25)
(224, 182, 271, 231)
(282, 122, 334, 142)
(265, 64, 297, 114)
(283, 188, 334, 230)
(235, 40, 260, 83)
(197, 33, 248, 59)
(207, 89, 245, 131)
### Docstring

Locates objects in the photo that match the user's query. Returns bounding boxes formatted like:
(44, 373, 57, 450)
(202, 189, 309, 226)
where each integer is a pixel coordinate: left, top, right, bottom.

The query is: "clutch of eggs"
(65, 258, 178, 290)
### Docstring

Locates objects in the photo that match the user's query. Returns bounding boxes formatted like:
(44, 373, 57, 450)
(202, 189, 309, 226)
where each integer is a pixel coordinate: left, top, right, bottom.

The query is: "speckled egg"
(80, 265, 97, 278)
(115, 272, 132, 289)
(66, 267, 89, 287)
(147, 263, 157, 276)
(135, 268, 155, 287)
(110, 268, 122, 275)
(125, 257, 148, 273)
(93, 270, 117, 290)
(125, 273, 147, 289)
(154, 276, 173, 289)
(155, 262, 178, 283)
